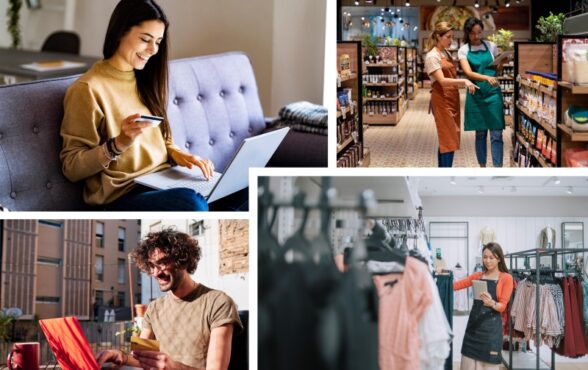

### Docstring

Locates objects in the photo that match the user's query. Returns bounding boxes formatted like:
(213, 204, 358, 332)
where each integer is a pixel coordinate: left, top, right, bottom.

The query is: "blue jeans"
(475, 130, 503, 167)
(104, 186, 209, 211)
(438, 149, 455, 168)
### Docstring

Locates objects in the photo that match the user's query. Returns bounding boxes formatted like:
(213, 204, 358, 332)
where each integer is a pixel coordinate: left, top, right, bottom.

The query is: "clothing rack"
(504, 247, 588, 370)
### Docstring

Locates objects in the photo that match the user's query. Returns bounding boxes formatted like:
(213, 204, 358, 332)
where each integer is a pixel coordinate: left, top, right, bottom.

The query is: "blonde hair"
(426, 21, 454, 52)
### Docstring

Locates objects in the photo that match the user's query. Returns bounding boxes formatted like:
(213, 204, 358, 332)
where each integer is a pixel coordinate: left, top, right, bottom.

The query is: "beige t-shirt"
(143, 283, 243, 369)
(425, 48, 453, 84)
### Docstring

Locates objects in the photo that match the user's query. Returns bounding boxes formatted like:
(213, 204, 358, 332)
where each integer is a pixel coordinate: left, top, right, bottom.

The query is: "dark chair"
(41, 31, 80, 54)
(228, 310, 248, 370)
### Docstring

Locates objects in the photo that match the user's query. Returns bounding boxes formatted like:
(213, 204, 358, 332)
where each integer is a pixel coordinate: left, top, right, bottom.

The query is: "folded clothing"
(277, 101, 327, 135)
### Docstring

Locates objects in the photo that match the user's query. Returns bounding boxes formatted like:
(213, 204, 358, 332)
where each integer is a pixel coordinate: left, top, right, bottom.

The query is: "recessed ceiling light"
(477, 186, 484, 194)
(554, 177, 561, 185)
(567, 187, 573, 194)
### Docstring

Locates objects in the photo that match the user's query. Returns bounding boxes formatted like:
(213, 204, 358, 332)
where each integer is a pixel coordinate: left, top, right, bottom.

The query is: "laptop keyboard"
(170, 172, 222, 196)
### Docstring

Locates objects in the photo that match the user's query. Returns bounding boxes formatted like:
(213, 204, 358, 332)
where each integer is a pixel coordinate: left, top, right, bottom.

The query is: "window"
(117, 292, 126, 307)
(118, 259, 126, 284)
(36, 296, 60, 304)
(37, 257, 62, 266)
(95, 255, 104, 281)
(95, 291, 104, 306)
(191, 220, 204, 236)
(118, 227, 126, 251)
(96, 222, 104, 248)
(39, 220, 63, 228)
(137, 269, 142, 286)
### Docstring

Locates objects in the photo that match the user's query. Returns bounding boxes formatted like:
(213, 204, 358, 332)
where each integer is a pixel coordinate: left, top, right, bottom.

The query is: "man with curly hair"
(97, 228, 243, 369)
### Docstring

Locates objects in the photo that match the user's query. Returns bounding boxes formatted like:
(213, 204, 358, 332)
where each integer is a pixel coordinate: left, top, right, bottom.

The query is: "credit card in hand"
(130, 336, 160, 351)
(133, 114, 163, 126)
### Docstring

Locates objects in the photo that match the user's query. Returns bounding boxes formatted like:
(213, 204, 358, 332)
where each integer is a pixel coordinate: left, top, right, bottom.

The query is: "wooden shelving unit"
(500, 62, 515, 126)
(337, 41, 365, 168)
(406, 47, 417, 100)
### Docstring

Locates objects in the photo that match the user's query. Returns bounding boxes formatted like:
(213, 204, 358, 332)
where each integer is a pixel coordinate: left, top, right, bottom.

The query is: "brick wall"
(219, 220, 248, 275)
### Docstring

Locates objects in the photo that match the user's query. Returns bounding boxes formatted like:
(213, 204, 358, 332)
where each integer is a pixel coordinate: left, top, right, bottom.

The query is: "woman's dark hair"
(103, 0, 171, 140)
(132, 228, 202, 274)
(482, 242, 509, 273)
(463, 17, 484, 45)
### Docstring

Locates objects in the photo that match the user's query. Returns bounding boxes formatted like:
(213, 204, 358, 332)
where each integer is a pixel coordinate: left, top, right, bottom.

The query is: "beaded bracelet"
(106, 138, 121, 158)
(111, 137, 122, 154)
(102, 142, 118, 162)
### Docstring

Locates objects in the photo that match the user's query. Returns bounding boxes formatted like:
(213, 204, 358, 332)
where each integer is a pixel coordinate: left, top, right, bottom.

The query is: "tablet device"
(490, 51, 513, 67)
(473, 280, 488, 300)
(134, 114, 163, 126)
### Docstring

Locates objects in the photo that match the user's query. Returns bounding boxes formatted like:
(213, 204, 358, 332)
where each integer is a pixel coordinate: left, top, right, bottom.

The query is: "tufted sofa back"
(0, 51, 267, 211)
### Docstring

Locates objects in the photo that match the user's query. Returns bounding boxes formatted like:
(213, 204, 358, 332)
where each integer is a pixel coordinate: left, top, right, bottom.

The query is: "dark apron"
(464, 42, 505, 131)
(461, 279, 502, 364)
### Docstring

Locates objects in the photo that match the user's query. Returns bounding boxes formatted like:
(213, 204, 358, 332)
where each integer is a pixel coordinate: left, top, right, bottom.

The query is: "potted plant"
(536, 12, 565, 42)
(6, 0, 22, 49)
(362, 34, 379, 62)
(135, 304, 148, 317)
(487, 29, 514, 52)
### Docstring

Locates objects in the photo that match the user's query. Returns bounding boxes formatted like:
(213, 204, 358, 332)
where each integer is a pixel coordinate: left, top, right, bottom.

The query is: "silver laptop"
(135, 127, 289, 203)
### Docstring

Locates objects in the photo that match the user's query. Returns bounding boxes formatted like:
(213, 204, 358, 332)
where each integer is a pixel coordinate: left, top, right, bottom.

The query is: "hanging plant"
(536, 12, 565, 43)
(6, 0, 22, 49)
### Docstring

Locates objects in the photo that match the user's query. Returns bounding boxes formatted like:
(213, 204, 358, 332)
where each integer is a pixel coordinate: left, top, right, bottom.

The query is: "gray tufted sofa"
(0, 51, 326, 211)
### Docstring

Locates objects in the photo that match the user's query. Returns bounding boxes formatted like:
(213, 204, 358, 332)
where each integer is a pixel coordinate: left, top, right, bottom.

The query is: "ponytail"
(427, 21, 453, 52)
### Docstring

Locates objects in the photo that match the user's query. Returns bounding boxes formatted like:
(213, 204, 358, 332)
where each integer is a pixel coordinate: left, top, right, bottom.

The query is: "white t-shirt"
(425, 48, 453, 84)
(458, 40, 499, 61)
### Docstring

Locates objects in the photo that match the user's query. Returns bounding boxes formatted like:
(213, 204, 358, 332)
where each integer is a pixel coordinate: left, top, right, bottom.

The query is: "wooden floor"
(364, 89, 514, 167)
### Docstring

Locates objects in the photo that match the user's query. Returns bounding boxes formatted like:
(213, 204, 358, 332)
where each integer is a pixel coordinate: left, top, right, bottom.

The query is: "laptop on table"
(134, 127, 289, 203)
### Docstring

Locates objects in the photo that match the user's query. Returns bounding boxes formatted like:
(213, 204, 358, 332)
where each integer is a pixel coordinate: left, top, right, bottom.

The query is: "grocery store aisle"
(364, 89, 513, 167)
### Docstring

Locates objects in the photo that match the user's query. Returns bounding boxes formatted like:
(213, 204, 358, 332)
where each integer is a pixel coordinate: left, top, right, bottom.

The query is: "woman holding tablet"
(60, 0, 213, 211)
(453, 242, 514, 370)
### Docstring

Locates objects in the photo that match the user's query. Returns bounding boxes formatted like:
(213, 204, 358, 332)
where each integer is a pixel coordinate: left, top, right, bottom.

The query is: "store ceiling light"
(567, 187, 573, 194)
(405, 1, 410, 6)
(477, 186, 484, 194)
(475, 0, 480, 8)
(554, 177, 561, 185)
(505, 0, 510, 7)
(355, 0, 360, 6)
(450, 177, 456, 185)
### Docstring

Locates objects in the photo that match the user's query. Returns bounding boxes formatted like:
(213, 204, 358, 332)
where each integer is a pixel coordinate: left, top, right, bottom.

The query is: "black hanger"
(456, 262, 462, 268)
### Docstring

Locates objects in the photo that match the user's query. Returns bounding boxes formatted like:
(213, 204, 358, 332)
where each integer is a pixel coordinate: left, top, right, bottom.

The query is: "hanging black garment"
(435, 273, 454, 370)
(461, 279, 502, 364)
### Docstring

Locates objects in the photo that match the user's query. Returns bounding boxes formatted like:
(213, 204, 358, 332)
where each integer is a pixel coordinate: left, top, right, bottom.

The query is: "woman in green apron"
(454, 242, 514, 370)
(459, 17, 505, 167)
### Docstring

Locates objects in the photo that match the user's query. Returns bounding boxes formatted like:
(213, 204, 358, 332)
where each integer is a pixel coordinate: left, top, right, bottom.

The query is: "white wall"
(0, 0, 326, 116)
(140, 219, 249, 310)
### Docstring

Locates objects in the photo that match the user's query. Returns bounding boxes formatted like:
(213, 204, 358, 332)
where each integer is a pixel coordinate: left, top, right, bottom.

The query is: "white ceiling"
(417, 176, 588, 197)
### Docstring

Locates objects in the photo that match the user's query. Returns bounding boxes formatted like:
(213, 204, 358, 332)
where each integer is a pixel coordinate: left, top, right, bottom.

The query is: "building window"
(95, 291, 104, 306)
(39, 220, 63, 228)
(117, 292, 126, 307)
(118, 227, 126, 251)
(191, 220, 204, 236)
(95, 255, 104, 281)
(137, 270, 142, 286)
(37, 257, 62, 266)
(36, 296, 60, 304)
(118, 259, 126, 284)
(96, 222, 104, 248)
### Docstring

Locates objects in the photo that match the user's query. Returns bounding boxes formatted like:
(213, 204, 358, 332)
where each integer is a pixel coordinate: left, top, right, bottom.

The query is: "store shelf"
(558, 81, 588, 94)
(519, 78, 557, 98)
(505, 115, 513, 126)
(502, 89, 514, 93)
(516, 103, 557, 138)
(515, 133, 553, 168)
(337, 136, 354, 154)
(557, 123, 588, 141)
(364, 83, 398, 87)
(359, 148, 370, 167)
(340, 73, 357, 83)
(364, 96, 401, 102)
(498, 76, 514, 80)
(364, 113, 400, 125)
(365, 63, 397, 68)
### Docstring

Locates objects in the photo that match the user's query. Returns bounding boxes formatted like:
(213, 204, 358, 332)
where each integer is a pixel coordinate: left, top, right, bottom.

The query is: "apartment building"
(0, 220, 140, 320)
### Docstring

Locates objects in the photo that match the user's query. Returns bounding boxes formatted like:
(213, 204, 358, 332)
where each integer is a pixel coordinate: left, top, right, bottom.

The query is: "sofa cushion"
(167, 52, 267, 172)
(0, 75, 86, 211)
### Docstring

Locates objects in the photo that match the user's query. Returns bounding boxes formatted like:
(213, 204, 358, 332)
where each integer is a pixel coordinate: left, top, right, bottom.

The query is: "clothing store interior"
(258, 175, 588, 370)
(336, 0, 588, 168)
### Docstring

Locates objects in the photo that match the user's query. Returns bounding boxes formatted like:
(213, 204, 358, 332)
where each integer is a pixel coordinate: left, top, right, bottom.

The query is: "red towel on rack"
(39, 317, 100, 370)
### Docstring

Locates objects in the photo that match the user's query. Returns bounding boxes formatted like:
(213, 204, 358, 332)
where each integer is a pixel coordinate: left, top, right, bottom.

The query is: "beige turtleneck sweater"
(60, 60, 182, 205)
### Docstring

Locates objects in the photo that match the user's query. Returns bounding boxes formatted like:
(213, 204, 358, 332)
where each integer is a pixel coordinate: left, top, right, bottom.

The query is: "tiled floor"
(364, 89, 513, 167)
(453, 362, 587, 369)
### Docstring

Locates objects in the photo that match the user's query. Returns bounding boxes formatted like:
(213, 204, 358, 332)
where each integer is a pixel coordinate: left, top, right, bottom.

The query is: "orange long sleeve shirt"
(453, 272, 514, 313)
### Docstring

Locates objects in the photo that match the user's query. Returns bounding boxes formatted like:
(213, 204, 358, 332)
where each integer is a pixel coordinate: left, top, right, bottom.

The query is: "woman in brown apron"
(424, 22, 478, 167)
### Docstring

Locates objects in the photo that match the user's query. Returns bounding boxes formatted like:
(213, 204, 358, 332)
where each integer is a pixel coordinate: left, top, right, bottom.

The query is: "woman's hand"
(463, 79, 480, 95)
(96, 349, 126, 366)
(486, 76, 499, 87)
(480, 292, 495, 308)
(170, 150, 214, 180)
(115, 113, 153, 152)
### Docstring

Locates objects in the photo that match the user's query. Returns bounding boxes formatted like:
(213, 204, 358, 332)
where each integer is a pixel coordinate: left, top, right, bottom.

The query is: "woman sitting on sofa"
(60, 0, 213, 211)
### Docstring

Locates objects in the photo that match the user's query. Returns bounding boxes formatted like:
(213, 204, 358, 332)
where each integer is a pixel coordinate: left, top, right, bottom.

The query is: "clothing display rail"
(505, 248, 588, 370)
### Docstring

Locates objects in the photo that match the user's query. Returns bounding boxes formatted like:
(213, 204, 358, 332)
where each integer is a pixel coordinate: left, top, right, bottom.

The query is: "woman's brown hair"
(483, 242, 509, 273)
(103, 0, 171, 140)
(426, 21, 454, 52)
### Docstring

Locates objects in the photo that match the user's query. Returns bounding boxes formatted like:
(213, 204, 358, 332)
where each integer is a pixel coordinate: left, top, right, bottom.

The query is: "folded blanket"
(279, 101, 327, 128)
(279, 121, 327, 136)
